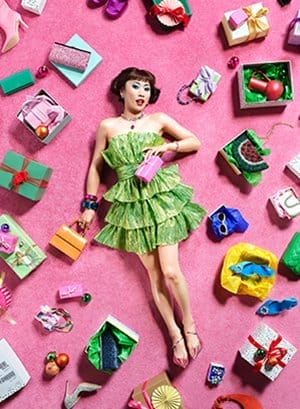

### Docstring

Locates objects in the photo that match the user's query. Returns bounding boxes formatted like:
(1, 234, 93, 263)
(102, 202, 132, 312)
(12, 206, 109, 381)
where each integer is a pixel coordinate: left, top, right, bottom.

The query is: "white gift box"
(286, 153, 300, 180)
(21, 0, 47, 15)
(287, 10, 300, 46)
(222, 2, 270, 47)
(239, 323, 297, 381)
(269, 187, 300, 219)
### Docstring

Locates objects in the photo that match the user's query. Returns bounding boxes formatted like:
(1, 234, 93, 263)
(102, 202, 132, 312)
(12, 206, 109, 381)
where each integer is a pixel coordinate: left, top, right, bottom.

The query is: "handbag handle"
(68, 219, 88, 236)
(283, 193, 300, 209)
(176, 82, 198, 105)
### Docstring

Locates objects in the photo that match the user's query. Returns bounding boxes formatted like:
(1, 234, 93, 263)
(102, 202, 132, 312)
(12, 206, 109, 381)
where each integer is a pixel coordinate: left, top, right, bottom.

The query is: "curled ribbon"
(0, 158, 49, 192)
(248, 334, 287, 371)
(242, 6, 269, 41)
(193, 66, 217, 98)
(149, 5, 190, 27)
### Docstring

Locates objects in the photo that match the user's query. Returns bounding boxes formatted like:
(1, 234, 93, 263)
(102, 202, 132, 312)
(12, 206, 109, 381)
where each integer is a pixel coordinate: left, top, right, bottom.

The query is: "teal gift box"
(0, 214, 47, 279)
(0, 151, 53, 201)
(85, 315, 139, 374)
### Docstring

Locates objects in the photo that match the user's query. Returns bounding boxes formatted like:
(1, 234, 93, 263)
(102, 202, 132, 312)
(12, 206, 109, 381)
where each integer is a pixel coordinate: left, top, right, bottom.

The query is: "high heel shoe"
(256, 297, 298, 316)
(0, 0, 28, 53)
(184, 323, 202, 360)
(105, 0, 128, 19)
(63, 380, 102, 409)
(172, 336, 188, 368)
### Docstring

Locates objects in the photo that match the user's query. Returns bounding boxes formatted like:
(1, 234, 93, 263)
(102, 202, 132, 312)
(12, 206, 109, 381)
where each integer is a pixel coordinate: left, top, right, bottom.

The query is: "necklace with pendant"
(121, 112, 145, 130)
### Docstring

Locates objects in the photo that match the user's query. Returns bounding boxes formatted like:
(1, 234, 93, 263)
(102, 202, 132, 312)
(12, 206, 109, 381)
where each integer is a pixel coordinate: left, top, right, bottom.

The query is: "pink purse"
(49, 42, 91, 72)
(135, 155, 164, 183)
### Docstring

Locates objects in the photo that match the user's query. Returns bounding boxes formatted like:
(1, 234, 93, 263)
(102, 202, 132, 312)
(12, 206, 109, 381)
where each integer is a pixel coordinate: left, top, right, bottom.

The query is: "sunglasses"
(216, 212, 228, 236)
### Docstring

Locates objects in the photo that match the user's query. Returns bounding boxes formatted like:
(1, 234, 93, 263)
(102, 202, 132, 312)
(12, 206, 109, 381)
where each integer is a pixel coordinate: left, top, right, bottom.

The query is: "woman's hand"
(142, 143, 171, 160)
(78, 209, 96, 231)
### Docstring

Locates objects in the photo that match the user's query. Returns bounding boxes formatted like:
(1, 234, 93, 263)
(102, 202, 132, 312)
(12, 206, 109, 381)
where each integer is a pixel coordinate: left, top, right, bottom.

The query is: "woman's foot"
(184, 323, 202, 360)
(171, 333, 188, 368)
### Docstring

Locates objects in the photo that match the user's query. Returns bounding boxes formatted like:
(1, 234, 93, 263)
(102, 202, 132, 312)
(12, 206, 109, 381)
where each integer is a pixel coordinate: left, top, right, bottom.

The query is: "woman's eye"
(144, 86, 150, 92)
(132, 83, 140, 90)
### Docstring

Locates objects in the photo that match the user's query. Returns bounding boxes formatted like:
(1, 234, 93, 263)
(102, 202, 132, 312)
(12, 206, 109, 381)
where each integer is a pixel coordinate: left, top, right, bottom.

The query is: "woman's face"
(121, 79, 151, 113)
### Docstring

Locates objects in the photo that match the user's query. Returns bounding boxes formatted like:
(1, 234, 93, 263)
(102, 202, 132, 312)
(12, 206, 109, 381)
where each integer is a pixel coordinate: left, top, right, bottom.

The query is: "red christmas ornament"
(228, 56, 240, 69)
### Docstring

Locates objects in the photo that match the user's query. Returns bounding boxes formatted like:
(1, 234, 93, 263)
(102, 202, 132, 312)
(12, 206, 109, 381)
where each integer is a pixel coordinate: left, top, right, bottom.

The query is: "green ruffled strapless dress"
(94, 132, 206, 254)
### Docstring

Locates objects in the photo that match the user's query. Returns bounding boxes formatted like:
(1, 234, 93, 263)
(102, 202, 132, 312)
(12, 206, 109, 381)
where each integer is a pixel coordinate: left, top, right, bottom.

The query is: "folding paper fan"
(151, 385, 181, 409)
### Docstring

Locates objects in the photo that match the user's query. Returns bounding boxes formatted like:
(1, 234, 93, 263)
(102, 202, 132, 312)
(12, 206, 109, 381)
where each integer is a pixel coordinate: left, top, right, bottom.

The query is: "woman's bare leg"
(138, 250, 188, 368)
(157, 243, 202, 359)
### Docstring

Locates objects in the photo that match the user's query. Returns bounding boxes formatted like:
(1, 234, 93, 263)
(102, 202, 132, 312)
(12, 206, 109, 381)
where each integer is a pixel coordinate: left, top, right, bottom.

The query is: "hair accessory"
(213, 394, 263, 409)
(35, 305, 73, 332)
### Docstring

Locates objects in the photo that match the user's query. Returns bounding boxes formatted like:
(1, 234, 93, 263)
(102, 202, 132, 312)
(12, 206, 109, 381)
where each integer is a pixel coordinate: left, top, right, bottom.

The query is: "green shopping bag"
(281, 232, 300, 276)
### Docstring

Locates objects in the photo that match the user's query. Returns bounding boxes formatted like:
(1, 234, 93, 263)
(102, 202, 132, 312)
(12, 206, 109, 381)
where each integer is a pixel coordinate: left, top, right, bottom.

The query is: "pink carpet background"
(0, 1, 299, 408)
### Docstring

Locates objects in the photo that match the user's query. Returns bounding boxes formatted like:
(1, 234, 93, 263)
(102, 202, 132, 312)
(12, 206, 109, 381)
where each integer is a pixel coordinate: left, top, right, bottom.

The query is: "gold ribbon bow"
(242, 6, 269, 41)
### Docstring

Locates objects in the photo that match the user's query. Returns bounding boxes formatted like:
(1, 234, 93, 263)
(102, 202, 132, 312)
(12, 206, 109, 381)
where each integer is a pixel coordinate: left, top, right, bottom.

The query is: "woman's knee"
(161, 264, 181, 284)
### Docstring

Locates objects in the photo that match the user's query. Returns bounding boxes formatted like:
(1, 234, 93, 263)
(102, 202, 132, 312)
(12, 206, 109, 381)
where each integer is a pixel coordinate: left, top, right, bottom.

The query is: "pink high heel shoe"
(0, 0, 28, 53)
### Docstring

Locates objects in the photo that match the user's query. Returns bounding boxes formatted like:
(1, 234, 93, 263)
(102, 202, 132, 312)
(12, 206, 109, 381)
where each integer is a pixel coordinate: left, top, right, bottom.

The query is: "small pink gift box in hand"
(135, 155, 164, 183)
(0, 232, 18, 254)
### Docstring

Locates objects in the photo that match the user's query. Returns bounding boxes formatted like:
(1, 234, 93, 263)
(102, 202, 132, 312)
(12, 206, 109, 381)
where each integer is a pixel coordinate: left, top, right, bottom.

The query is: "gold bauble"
(35, 124, 49, 139)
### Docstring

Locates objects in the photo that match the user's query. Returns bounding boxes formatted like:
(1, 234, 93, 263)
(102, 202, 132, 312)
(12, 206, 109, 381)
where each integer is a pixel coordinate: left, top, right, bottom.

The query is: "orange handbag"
(49, 220, 87, 261)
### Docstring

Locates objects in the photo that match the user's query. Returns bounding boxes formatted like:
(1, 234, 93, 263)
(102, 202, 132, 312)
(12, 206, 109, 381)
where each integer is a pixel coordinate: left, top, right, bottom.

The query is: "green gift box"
(0, 150, 53, 201)
(0, 214, 47, 279)
(85, 315, 139, 374)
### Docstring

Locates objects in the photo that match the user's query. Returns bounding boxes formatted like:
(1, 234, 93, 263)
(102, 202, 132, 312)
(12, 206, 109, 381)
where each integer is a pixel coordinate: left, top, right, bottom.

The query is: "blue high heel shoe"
(256, 297, 298, 316)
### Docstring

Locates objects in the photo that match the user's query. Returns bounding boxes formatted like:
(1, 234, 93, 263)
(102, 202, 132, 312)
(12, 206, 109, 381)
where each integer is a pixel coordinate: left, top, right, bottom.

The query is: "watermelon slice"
(231, 131, 269, 172)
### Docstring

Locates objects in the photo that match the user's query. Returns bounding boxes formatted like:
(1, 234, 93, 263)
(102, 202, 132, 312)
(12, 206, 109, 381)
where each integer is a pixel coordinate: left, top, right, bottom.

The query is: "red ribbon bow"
(12, 170, 29, 187)
(248, 334, 287, 371)
(149, 5, 190, 27)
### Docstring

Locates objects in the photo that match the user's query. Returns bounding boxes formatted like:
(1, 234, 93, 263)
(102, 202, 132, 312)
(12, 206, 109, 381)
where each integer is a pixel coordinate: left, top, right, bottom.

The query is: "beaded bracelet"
(82, 200, 99, 211)
(84, 194, 98, 202)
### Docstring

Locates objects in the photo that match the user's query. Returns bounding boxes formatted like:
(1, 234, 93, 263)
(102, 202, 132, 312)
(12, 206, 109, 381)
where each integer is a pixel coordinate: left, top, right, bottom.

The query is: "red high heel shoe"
(0, 0, 28, 53)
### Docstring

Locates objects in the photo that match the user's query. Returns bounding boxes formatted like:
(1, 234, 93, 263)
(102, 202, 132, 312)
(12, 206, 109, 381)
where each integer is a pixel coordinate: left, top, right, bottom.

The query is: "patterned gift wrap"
(287, 10, 300, 46)
(149, 0, 192, 28)
(0, 214, 47, 279)
(189, 66, 221, 102)
(0, 151, 53, 201)
(222, 2, 270, 47)
(130, 371, 184, 409)
(239, 323, 297, 381)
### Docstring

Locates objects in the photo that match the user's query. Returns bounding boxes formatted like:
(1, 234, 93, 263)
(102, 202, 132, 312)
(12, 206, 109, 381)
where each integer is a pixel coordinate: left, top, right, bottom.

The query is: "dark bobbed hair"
(110, 67, 161, 104)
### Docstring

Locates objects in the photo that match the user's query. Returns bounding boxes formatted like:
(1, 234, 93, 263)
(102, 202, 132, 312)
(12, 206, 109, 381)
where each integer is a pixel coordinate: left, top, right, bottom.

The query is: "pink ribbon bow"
(128, 400, 148, 409)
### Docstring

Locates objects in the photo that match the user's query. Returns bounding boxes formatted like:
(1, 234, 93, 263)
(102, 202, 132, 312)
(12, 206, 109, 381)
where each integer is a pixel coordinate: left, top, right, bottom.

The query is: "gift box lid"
(50, 34, 103, 87)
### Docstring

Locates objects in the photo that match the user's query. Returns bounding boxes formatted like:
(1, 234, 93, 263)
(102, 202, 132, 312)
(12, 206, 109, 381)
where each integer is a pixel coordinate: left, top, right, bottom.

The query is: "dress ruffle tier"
(94, 132, 206, 254)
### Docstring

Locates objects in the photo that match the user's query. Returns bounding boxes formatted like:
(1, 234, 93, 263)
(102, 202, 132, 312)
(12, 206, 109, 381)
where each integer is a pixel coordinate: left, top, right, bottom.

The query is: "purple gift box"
(135, 156, 164, 183)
